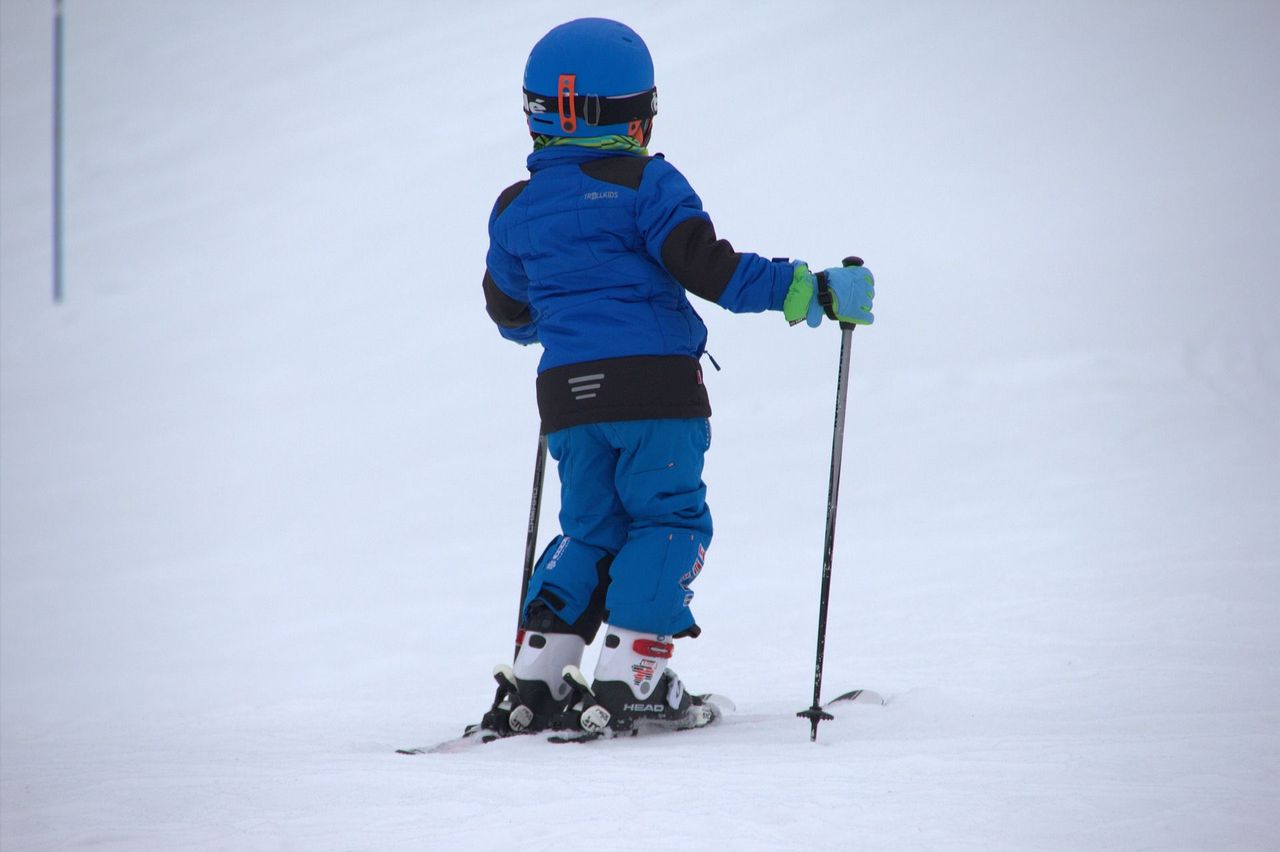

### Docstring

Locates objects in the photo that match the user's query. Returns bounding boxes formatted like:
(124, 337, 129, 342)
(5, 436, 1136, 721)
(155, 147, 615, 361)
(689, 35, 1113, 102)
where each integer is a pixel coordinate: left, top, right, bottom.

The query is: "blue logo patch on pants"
(522, 418, 713, 637)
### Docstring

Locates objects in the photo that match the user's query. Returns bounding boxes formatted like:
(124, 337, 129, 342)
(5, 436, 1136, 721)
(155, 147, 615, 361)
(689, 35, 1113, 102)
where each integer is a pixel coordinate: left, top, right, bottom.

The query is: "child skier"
(478, 17, 875, 737)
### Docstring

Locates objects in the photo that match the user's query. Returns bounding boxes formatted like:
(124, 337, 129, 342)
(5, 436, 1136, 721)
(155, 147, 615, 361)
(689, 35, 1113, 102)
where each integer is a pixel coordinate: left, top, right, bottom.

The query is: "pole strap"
(815, 270, 839, 320)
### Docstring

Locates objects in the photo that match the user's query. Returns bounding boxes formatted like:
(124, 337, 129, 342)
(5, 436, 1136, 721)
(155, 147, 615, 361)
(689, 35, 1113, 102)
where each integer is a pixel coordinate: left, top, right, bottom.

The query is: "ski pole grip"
(839, 257, 863, 330)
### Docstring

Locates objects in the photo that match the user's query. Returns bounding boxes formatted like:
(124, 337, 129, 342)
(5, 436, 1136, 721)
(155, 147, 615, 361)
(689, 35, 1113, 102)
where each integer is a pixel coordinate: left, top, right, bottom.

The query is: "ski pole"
(513, 433, 549, 661)
(482, 433, 549, 719)
(53, 0, 65, 303)
(797, 256, 862, 741)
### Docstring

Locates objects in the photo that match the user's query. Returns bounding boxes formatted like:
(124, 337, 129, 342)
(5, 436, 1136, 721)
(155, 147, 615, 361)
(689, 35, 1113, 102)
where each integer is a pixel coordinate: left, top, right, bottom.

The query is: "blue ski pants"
(521, 418, 713, 637)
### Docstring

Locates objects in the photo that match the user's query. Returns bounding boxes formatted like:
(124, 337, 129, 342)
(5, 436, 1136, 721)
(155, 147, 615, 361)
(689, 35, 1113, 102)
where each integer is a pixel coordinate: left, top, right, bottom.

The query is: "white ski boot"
(510, 629, 586, 731)
(568, 625, 712, 735)
(473, 627, 585, 737)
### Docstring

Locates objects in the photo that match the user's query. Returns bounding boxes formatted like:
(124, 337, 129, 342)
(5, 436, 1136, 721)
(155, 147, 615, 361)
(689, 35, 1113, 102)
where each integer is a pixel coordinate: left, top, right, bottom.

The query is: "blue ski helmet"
(523, 18, 657, 143)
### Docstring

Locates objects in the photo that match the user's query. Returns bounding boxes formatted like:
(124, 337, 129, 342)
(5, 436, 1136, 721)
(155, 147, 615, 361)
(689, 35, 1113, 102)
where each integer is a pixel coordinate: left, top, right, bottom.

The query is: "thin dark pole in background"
(52, 0, 65, 304)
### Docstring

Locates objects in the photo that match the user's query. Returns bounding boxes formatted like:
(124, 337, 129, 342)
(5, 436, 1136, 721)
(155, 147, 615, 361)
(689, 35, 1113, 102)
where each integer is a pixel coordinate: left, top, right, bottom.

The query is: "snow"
(2, 0, 1278, 849)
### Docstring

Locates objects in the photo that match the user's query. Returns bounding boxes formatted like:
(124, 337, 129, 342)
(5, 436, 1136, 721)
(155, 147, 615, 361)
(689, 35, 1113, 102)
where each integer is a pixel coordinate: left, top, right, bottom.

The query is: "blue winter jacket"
(483, 145, 796, 432)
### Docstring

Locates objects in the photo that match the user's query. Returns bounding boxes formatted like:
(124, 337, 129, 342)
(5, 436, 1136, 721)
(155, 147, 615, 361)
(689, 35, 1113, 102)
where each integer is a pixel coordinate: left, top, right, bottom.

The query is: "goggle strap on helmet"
(557, 75, 578, 133)
(524, 86, 657, 129)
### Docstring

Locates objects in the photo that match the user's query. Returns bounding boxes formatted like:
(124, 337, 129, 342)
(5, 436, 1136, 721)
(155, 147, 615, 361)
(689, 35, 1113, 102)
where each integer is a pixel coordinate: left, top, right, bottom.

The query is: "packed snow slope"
(3, 1, 1278, 849)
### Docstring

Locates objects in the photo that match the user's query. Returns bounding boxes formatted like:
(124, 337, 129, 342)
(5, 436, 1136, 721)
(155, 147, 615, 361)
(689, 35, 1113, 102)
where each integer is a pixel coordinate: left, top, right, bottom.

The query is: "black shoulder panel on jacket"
(579, 156, 652, 190)
(660, 216, 741, 304)
(483, 269, 532, 329)
(494, 180, 529, 218)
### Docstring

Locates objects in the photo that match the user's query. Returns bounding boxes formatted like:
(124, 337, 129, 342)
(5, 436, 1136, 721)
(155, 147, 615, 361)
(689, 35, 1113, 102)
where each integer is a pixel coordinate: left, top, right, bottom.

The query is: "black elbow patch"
(661, 217, 741, 303)
(483, 270, 532, 328)
(494, 180, 529, 217)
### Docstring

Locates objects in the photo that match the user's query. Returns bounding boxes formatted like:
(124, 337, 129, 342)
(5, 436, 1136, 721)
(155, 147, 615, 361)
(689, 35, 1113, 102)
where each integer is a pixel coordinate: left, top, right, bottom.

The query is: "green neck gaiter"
(533, 134, 649, 156)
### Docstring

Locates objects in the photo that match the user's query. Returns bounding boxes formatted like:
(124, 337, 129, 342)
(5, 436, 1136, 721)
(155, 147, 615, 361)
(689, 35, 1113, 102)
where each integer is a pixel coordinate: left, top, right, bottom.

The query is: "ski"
(396, 664, 528, 754)
(397, 687, 887, 753)
(826, 688, 885, 706)
(395, 721, 505, 755)
(397, 690, 880, 754)
(396, 692, 735, 753)
(397, 689, 879, 754)
(546, 692, 733, 744)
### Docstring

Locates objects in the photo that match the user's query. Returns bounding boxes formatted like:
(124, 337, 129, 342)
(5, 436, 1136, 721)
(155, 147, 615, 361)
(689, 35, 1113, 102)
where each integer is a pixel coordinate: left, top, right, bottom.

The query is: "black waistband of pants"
(536, 355, 711, 435)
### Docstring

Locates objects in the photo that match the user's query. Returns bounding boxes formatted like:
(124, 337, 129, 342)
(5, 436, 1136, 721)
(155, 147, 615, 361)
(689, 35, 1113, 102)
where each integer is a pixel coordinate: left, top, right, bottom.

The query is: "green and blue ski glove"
(821, 262, 875, 326)
(782, 261, 876, 328)
(783, 263, 825, 328)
